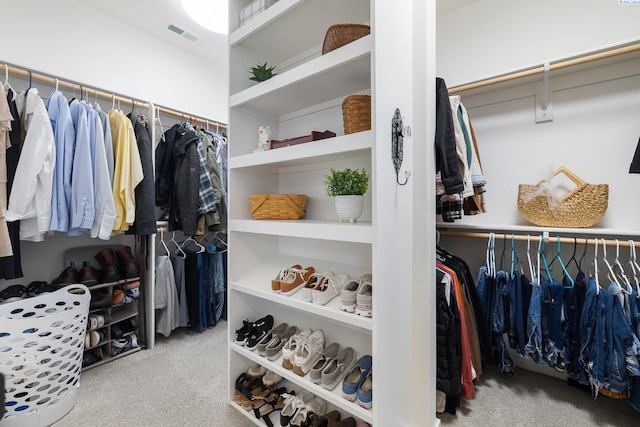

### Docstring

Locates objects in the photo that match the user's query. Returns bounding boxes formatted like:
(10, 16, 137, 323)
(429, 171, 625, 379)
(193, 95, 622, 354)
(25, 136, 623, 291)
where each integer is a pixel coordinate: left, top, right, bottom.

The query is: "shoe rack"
(227, 1, 437, 425)
(62, 246, 143, 371)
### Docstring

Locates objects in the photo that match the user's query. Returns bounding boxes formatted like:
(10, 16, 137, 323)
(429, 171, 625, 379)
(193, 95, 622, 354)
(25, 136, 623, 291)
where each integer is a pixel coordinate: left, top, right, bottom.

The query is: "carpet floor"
(51, 322, 640, 427)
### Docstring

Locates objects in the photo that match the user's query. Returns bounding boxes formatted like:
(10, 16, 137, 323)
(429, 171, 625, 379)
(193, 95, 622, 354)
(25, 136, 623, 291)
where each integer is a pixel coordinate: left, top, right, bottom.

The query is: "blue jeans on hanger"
(525, 277, 544, 365)
(492, 270, 514, 376)
(517, 274, 531, 357)
(548, 278, 565, 371)
(567, 271, 587, 382)
(506, 273, 520, 352)
(579, 277, 606, 393)
(476, 266, 491, 332)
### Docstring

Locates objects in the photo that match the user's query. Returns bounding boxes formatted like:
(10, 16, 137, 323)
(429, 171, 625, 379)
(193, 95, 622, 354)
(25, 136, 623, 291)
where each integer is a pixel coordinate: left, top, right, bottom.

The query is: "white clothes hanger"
(171, 231, 187, 259)
(160, 230, 170, 257)
(613, 239, 632, 293)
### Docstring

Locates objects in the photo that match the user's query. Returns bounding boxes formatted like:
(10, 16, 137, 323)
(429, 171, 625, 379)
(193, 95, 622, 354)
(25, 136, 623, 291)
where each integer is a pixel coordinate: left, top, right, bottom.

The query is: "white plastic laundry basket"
(0, 285, 90, 427)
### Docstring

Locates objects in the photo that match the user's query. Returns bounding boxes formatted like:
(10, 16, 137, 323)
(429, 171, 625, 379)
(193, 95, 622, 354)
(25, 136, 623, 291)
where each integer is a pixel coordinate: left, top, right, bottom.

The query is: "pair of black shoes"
(0, 282, 54, 304)
(235, 315, 274, 348)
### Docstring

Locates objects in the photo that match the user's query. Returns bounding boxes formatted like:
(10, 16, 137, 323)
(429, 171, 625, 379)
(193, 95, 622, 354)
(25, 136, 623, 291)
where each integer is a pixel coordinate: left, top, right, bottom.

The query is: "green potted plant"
(248, 61, 277, 82)
(323, 168, 369, 223)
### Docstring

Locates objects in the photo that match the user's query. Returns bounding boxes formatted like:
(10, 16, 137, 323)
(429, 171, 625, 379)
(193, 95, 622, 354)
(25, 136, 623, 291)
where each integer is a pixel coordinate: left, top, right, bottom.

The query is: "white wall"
(0, 0, 228, 122)
(437, 0, 640, 86)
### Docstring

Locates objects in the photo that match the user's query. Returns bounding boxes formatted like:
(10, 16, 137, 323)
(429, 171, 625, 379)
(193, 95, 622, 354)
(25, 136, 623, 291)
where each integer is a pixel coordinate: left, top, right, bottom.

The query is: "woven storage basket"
(517, 167, 608, 228)
(0, 285, 91, 427)
(322, 24, 371, 54)
(250, 194, 308, 220)
(342, 95, 371, 135)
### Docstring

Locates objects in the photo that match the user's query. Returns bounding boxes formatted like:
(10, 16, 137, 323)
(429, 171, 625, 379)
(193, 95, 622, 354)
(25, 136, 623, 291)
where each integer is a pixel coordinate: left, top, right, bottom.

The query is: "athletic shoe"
(355, 276, 372, 317)
(292, 329, 325, 376)
(290, 395, 326, 427)
(272, 264, 301, 293)
(321, 346, 357, 391)
(280, 267, 315, 296)
(282, 328, 312, 369)
(312, 273, 349, 306)
(356, 371, 372, 409)
(245, 315, 274, 350)
(301, 271, 333, 302)
(309, 342, 341, 384)
(265, 325, 298, 361)
(340, 274, 371, 312)
(257, 322, 288, 356)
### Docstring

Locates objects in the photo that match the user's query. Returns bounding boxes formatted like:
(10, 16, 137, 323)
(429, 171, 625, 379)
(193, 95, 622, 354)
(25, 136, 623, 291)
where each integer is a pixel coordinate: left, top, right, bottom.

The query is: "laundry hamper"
(0, 285, 91, 427)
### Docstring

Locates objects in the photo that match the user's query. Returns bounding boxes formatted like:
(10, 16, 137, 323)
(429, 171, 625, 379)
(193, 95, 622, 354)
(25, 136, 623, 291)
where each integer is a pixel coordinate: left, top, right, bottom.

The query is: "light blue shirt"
(45, 90, 74, 232)
(68, 99, 95, 235)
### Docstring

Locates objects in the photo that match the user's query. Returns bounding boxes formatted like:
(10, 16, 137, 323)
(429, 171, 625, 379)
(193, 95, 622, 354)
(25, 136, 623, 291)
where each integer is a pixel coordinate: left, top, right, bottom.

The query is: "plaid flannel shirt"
(196, 136, 217, 215)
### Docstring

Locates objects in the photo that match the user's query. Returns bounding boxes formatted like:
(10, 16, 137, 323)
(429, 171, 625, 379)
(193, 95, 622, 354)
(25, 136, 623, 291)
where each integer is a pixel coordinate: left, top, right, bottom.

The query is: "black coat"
(170, 128, 199, 235)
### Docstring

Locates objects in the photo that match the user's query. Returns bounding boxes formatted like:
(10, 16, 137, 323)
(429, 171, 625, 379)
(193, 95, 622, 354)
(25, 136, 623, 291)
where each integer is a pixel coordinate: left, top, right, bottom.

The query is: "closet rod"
(3, 63, 139, 107)
(2, 62, 226, 129)
(155, 104, 226, 130)
(439, 230, 640, 248)
(448, 42, 640, 93)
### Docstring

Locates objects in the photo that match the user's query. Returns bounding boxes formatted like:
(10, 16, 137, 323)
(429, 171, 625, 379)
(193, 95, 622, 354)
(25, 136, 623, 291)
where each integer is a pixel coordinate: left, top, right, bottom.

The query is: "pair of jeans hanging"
(525, 276, 544, 365)
(491, 270, 514, 376)
(579, 277, 607, 395)
(566, 271, 587, 381)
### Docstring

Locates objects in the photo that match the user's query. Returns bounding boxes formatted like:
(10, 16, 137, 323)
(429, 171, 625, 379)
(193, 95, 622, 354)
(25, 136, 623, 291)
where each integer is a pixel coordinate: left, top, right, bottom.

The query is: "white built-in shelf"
(230, 0, 370, 64)
(230, 35, 371, 117)
(231, 261, 372, 332)
(230, 344, 373, 424)
(229, 131, 373, 170)
(437, 222, 640, 238)
(229, 219, 373, 244)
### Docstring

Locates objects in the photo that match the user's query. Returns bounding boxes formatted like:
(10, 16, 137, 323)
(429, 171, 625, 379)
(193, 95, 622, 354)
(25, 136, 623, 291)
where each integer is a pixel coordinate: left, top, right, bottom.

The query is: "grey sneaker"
(257, 322, 288, 356)
(340, 273, 371, 312)
(292, 329, 325, 376)
(265, 325, 299, 361)
(321, 346, 357, 390)
(309, 342, 341, 384)
(355, 276, 373, 317)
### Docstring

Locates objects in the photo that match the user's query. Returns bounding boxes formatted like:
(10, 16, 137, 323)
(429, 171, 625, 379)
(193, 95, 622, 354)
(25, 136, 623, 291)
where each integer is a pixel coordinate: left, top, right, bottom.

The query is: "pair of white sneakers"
(282, 328, 326, 378)
(301, 272, 350, 306)
(339, 274, 372, 317)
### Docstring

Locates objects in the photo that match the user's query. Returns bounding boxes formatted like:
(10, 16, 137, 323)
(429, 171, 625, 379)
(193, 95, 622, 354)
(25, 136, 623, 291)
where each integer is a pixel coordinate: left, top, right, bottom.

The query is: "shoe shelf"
(230, 220, 372, 244)
(82, 346, 142, 372)
(230, 261, 372, 332)
(231, 343, 373, 424)
(230, 35, 371, 118)
(229, 130, 372, 170)
(86, 276, 141, 292)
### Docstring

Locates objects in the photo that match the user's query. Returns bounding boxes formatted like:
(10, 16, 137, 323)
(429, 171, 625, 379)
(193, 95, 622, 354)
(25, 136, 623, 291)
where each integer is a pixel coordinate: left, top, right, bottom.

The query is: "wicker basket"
(322, 24, 371, 55)
(342, 95, 371, 135)
(250, 194, 308, 220)
(517, 167, 608, 228)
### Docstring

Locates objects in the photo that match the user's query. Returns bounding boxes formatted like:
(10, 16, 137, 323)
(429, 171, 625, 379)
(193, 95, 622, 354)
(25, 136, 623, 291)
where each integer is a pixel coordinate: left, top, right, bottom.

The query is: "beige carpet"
(51, 321, 640, 427)
(438, 366, 640, 426)
(54, 322, 253, 427)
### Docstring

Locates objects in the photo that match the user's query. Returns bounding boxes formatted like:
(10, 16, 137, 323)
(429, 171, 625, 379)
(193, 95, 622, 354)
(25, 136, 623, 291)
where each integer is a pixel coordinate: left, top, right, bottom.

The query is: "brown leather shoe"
(94, 248, 122, 283)
(78, 265, 98, 286)
(115, 246, 139, 279)
(51, 266, 79, 287)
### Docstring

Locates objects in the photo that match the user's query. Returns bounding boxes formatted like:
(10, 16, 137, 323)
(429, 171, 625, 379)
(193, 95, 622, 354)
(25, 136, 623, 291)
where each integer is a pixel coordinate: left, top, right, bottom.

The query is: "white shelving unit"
(228, 1, 437, 426)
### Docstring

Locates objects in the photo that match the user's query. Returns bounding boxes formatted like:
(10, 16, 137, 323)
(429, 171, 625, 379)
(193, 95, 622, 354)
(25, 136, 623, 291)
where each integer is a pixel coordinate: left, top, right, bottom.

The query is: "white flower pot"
(334, 195, 364, 223)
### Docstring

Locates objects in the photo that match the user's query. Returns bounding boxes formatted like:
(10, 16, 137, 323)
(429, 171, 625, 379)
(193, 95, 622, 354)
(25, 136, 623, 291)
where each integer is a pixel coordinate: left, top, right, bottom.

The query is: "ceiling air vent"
(166, 22, 200, 42)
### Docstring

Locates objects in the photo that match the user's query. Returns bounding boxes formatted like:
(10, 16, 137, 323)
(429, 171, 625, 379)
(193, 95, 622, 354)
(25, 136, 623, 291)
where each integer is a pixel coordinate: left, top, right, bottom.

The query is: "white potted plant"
(323, 168, 369, 223)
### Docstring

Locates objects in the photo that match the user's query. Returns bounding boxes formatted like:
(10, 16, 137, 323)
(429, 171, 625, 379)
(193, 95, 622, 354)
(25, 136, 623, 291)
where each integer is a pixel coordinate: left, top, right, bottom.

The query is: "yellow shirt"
(108, 110, 143, 234)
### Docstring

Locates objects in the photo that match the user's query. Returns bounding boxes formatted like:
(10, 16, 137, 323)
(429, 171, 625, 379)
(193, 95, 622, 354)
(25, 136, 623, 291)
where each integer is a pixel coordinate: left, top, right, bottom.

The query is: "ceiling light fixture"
(181, 0, 228, 35)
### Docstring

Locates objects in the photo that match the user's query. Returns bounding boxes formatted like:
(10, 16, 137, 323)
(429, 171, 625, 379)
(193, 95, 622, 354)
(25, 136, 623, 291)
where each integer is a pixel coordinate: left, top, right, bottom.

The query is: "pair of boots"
(94, 246, 140, 284)
(51, 246, 139, 287)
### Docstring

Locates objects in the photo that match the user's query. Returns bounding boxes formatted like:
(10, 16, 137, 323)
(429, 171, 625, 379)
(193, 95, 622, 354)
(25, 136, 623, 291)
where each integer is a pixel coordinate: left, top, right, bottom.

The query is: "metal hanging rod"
(448, 42, 640, 94)
(439, 230, 640, 248)
(2, 62, 226, 129)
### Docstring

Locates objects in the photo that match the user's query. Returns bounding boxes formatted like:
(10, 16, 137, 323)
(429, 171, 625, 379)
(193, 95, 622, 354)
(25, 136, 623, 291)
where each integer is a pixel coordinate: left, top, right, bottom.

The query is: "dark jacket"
(127, 114, 156, 235)
(170, 128, 200, 235)
(436, 269, 462, 398)
(155, 124, 179, 208)
(435, 78, 464, 195)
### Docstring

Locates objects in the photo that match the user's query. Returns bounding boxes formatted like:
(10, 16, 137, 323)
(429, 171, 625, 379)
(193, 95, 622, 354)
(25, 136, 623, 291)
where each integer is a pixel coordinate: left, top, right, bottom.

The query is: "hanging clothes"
(126, 113, 156, 236)
(45, 90, 74, 233)
(94, 103, 114, 186)
(0, 87, 23, 278)
(171, 126, 199, 235)
(5, 88, 55, 242)
(155, 254, 180, 337)
(108, 109, 143, 234)
(67, 98, 95, 235)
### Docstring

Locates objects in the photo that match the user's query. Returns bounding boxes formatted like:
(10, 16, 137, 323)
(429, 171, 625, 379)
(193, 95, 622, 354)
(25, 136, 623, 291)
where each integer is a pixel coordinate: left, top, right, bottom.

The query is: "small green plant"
(248, 61, 277, 82)
(324, 168, 369, 196)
